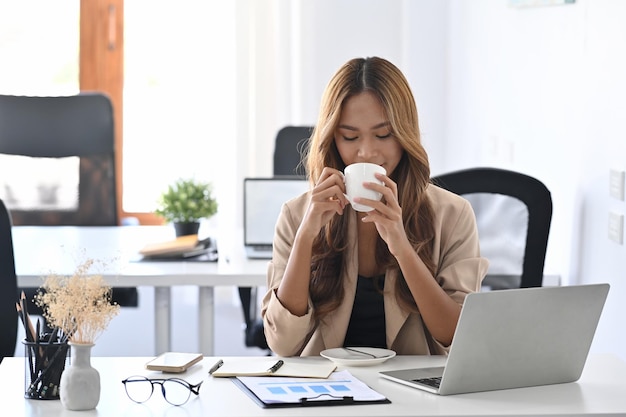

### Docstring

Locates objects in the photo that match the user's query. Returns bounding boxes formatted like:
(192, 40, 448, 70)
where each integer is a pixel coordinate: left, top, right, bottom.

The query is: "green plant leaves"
(155, 178, 218, 223)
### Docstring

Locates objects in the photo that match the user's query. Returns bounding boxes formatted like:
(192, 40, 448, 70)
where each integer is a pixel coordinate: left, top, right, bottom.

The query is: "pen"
(208, 359, 223, 375)
(267, 359, 284, 374)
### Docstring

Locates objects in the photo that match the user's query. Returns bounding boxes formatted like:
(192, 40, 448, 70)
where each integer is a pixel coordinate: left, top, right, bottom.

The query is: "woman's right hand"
(277, 168, 347, 316)
(298, 167, 349, 240)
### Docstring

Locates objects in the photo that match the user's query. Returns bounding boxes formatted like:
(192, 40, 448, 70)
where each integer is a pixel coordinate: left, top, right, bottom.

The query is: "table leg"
(154, 286, 171, 354)
(198, 286, 214, 355)
(249, 286, 258, 321)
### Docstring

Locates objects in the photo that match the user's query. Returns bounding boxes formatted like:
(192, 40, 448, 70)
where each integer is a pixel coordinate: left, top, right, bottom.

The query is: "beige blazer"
(262, 184, 489, 356)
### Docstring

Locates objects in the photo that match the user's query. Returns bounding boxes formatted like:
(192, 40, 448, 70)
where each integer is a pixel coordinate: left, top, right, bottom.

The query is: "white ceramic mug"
(343, 162, 386, 212)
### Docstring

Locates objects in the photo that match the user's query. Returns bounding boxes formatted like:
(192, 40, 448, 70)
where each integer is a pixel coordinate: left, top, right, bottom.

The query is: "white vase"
(60, 343, 100, 410)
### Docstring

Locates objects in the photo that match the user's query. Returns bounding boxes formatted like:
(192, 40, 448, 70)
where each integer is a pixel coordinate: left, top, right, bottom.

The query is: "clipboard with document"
(231, 370, 390, 408)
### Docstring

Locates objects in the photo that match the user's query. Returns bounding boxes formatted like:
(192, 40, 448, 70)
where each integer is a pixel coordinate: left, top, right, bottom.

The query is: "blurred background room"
(1, 0, 625, 361)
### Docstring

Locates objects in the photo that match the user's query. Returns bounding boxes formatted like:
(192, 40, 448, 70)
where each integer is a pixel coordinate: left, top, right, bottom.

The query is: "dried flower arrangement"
(34, 259, 120, 344)
(16, 259, 119, 399)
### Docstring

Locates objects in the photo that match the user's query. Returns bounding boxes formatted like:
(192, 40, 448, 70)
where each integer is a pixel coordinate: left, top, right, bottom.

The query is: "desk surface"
(1, 354, 625, 416)
(12, 225, 269, 354)
(12, 225, 560, 288)
(13, 225, 268, 287)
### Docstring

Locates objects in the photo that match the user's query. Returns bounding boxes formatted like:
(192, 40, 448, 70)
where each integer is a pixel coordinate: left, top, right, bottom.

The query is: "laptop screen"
(244, 178, 309, 246)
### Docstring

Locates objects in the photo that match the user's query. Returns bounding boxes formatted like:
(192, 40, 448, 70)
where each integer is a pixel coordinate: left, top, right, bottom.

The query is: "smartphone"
(145, 352, 204, 373)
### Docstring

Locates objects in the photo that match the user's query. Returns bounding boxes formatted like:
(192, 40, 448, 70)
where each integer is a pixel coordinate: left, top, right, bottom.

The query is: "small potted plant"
(155, 178, 218, 236)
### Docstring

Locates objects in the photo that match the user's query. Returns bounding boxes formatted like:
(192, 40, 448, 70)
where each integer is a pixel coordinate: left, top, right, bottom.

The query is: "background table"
(1, 354, 625, 416)
(12, 225, 267, 355)
(12, 225, 561, 356)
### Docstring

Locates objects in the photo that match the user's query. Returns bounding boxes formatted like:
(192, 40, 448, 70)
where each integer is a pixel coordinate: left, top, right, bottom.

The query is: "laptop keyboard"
(412, 377, 442, 388)
(253, 245, 273, 252)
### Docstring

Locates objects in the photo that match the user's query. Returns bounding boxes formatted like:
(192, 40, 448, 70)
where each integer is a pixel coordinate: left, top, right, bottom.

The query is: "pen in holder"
(23, 334, 70, 400)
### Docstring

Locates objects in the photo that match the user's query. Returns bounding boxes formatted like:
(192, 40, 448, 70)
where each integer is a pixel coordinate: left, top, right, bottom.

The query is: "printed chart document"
(210, 358, 336, 379)
(233, 370, 390, 408)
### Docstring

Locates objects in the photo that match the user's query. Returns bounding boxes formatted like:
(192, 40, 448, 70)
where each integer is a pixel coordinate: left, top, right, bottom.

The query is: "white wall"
(236, 0, 626, 360)
(444, 0, 626, 361)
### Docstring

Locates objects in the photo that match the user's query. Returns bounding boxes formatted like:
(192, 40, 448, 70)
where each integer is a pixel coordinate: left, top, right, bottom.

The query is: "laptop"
(244, 177, 309, 259)
(380, 283, 610, 395)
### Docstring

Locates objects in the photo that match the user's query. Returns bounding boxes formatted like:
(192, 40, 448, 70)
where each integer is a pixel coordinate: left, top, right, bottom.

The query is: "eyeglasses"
(121, 375, 203, 406)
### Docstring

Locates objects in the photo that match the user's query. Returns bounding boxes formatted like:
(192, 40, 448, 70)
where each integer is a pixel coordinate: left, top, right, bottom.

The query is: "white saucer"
(320, 347, 396, 366)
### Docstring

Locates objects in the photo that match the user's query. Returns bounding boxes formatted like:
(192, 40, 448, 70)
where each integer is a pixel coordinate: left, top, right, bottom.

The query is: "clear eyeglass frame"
(121, 375, 203, 406)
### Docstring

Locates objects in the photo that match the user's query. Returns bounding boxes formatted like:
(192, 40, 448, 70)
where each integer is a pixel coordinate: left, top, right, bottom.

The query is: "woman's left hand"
(356, 173, 411, 256)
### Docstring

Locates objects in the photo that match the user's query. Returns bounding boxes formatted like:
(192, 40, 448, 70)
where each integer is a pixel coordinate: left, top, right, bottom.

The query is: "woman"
(262, 57, 488, 356)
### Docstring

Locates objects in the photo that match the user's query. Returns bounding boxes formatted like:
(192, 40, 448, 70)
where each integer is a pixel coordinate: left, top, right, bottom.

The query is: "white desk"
(12, 225, 561, 357)
(12, 225, 268, 355)
(1, 354, 625, 416)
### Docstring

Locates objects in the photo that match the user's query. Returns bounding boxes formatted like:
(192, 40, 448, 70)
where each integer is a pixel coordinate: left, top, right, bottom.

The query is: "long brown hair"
(305, 57, 436, 318)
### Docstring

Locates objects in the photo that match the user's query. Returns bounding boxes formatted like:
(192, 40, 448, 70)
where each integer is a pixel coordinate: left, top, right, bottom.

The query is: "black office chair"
(272, 126, 313, 177)
(432, 167, 552, 289)
(0, 93, 139, 318)
(0, 199, 18, 363)
(238, 126, 314, 351)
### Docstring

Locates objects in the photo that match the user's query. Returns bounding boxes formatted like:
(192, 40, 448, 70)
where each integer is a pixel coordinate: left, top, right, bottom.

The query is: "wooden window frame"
(80, 0, 162, 225)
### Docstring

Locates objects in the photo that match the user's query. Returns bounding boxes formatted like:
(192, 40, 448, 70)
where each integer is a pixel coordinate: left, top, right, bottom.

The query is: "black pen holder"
(22, 338, 70, 400)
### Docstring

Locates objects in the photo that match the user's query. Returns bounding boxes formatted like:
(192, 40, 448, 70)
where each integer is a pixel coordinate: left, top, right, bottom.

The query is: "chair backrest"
(0, 198, 18, 362)
(432, 167, 552, 289)
(0, 93, 118, 226)
(273, 126, 314, 177)
(0, 93, 136, 311)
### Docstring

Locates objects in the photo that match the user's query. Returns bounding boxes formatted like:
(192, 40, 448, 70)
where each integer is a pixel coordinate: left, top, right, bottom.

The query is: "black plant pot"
(173, 221, 200, 237)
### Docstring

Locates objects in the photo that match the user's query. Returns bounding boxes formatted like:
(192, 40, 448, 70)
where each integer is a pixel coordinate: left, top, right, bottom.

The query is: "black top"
(343, 275, 386, 349)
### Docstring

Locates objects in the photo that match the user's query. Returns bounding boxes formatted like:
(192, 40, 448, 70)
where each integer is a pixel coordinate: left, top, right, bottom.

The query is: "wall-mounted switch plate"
(608, 211, 624, 244)
(609, 169, 625, 201)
